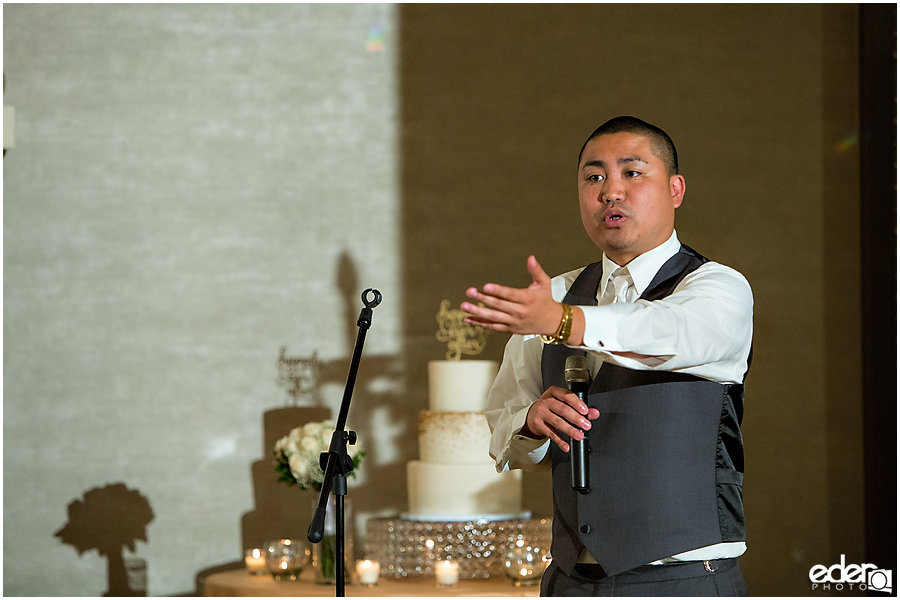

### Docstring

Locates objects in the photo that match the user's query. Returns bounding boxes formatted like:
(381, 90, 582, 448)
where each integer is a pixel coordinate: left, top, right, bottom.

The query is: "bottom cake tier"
(365, 516, 552, 579)
(406, 461, 524, 519)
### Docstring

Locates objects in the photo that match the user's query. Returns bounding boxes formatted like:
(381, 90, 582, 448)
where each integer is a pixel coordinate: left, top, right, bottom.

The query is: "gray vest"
(541, 245, 748, 577)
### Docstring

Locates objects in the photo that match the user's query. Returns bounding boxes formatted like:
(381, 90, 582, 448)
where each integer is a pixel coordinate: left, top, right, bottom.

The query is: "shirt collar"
(599, 230, 681, 298)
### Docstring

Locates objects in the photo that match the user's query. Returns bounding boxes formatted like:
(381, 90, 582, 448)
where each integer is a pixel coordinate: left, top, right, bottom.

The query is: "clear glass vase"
(504, 540, 550, 586)
(310, 495, 354, 585)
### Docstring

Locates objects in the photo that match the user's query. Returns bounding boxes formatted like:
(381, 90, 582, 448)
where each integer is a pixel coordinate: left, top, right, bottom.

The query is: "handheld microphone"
(565, 355, 591, 494)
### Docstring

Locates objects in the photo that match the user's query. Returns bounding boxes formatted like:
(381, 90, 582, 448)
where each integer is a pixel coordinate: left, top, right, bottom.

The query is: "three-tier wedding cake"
(405, 360, 526, 520)
(364, 301, 549, 579)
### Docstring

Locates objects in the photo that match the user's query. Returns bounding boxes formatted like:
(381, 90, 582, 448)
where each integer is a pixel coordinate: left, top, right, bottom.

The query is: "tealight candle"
(356, 559, 380, 586)
(435, 559, 459, 587)
(244, 549, 266, 575)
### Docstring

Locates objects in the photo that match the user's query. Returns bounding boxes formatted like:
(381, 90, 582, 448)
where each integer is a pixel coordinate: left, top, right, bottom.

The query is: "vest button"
(580, 524, 591, 534)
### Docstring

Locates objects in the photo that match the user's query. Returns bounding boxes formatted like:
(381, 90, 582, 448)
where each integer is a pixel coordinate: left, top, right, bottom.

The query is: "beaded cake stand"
(365, 516, 552, 579)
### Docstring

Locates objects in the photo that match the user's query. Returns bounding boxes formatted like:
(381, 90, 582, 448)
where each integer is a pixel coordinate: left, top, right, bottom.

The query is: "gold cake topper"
(436, 299, 490, 361)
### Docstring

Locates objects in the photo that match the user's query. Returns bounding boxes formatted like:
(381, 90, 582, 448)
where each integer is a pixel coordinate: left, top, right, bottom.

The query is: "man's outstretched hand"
(461, 255, 562, 336)
(463, 256, 595, 450)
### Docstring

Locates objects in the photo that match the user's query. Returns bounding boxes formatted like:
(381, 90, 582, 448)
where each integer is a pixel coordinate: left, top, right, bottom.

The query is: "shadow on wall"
(55, 482, 154, 596)
(195, 250, 414, 594)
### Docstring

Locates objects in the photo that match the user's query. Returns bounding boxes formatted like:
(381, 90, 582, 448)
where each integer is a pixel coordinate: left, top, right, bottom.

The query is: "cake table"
(201, 566, 540, 596)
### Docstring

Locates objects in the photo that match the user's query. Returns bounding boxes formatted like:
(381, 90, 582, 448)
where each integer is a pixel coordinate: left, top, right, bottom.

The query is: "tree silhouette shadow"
(56, 482, 153, 596)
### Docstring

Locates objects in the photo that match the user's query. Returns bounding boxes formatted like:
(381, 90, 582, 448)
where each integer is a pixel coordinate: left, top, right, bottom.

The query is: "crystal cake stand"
(365, 516, 552, 579)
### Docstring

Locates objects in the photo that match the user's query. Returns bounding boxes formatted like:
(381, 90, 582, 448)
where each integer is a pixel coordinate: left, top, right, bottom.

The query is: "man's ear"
(670, 174, 686, 209)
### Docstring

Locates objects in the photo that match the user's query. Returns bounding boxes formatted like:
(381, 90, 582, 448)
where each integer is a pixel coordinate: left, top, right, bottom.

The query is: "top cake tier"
(427, 360, 499, 412)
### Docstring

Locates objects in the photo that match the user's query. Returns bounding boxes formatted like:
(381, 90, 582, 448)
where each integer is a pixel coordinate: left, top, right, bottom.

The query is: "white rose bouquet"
(273, 420, 365, 491)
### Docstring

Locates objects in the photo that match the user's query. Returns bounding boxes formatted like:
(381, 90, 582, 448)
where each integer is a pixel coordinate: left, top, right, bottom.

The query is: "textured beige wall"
(400, 4, 862, 596)
(3, 4, 400, 596)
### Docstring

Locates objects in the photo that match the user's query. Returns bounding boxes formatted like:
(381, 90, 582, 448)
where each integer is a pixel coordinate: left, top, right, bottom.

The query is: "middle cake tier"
(418, 410, 496, 465)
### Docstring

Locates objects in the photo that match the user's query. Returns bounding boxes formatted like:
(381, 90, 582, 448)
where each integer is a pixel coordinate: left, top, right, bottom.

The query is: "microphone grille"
(564, 355, 590, 383)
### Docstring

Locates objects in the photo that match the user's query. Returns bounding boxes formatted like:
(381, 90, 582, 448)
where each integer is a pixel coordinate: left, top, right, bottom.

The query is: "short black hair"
(578, 116, 679, 177)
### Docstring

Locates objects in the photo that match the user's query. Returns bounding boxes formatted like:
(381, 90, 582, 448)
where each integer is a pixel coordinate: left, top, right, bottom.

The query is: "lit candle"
(244, 549, 266, 575)
(435, 559, 459, 587)
(356, 559, 380, 585)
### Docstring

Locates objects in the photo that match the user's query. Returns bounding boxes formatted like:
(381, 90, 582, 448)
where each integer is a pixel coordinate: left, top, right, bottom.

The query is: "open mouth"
(604, 210, 627, 226)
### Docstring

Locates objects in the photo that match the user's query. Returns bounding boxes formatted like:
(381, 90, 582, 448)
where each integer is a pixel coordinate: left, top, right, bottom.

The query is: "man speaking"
(461, 116, 753, 596)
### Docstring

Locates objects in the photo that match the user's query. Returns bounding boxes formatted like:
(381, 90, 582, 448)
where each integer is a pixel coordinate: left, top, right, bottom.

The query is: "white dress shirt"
(484, 231, 754, 563)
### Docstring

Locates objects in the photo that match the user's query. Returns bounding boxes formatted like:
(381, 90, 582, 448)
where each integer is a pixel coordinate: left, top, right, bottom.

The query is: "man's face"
(577, 132, 685, 266)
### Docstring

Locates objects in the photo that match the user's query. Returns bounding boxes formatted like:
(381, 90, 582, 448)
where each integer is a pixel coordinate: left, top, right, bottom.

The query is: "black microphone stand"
(307, 288, 381, 597)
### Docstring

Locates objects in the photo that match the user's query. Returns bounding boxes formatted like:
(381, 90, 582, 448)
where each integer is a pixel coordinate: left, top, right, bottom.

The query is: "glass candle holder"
(265, 539, 310, 581)
(504, 540, 550, 586)
(435, 559, 459, 587)
(244, 548, 267, 575)
(356, 559, 380, 586)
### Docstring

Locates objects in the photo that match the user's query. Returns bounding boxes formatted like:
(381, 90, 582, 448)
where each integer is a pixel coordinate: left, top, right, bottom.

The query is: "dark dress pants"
(540, 558, 748, 597)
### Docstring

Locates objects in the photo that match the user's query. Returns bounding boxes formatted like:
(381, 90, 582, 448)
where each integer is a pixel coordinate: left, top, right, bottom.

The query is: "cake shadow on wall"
(194, 251, 414, 593)
(55, 482, 154, 596)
